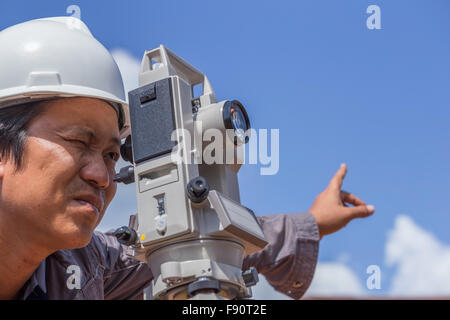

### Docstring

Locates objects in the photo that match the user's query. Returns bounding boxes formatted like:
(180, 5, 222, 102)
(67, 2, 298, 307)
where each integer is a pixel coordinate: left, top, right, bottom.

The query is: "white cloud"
(251, 275, 293, 300)
(304, 262, 366, 298)
(251, 261, 365, 300)
(111, 48, 141, 97)
(386, 215, 450, 297)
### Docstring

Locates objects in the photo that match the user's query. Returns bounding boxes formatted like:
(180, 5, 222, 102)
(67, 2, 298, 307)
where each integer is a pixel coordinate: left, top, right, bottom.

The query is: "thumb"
(346, 204, 375, 219)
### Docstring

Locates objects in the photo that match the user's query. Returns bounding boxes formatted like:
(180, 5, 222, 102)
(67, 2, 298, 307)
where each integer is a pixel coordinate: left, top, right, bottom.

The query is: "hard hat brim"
(0, 85, 130, 139)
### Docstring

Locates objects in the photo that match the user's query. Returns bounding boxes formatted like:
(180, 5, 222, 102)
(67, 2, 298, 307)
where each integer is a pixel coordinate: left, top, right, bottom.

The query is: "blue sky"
(1, 0, 449, 297)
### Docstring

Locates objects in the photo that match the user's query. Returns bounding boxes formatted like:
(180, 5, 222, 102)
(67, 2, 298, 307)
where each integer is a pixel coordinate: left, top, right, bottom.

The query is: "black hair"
(0, 102, 46, 171)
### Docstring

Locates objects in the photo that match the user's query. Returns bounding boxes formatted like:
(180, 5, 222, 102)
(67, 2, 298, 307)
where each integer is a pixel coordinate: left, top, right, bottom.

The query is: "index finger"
(340, 190, 366, 207)
(327, 163, 348, 191)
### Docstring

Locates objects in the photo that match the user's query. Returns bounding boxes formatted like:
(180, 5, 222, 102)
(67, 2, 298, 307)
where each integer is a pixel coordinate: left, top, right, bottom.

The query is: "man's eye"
(106, 152, 120, 161)
(71, 139, 88, 147)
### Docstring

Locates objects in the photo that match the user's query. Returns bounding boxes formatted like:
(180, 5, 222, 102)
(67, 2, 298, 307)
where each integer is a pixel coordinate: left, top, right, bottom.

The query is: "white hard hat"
(0, 17, 130, 138)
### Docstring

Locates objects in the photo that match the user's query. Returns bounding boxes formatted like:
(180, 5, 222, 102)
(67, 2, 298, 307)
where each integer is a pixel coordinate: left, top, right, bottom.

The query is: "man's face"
(0, 97, 121, 250)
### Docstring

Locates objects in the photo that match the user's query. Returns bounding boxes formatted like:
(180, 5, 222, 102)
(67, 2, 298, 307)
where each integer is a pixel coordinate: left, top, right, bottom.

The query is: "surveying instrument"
(113, 46, 268, 300)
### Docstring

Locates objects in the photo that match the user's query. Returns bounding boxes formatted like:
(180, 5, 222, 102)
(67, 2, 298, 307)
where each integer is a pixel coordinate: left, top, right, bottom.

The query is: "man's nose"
(79, 154, 111, 189)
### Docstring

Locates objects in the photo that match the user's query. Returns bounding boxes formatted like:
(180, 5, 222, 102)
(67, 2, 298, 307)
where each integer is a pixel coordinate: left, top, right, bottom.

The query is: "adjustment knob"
(114, 165, 135, 184)
(186, 176, 210, 203)
(113, 226, 138, 246)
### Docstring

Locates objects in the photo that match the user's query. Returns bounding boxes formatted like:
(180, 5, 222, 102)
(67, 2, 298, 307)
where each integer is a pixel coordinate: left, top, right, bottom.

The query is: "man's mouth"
(73, 194, 103, 216)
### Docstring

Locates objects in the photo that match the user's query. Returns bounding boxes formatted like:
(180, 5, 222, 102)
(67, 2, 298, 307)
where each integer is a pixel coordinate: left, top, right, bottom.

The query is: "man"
(0, 17, 375, 300)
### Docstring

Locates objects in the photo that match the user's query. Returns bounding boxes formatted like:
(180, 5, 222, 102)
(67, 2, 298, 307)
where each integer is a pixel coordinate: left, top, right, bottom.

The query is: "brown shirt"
(19, 211, 320, 300)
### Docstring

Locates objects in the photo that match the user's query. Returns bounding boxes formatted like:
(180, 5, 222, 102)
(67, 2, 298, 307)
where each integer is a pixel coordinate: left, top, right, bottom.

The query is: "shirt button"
(292, 281, 303, 288)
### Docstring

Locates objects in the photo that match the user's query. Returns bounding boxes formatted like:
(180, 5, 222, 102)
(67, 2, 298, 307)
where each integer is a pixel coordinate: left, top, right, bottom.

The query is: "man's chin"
(56, 225, 96, 249)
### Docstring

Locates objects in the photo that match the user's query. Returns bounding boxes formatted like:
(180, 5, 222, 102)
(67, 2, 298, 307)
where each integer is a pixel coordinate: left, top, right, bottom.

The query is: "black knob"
(186, 176, 210, 203)
(113, 226, 137, 246)
(114, 165, 135, 184)
(120, 135, 133, 163)
(242, 267, 259, 287)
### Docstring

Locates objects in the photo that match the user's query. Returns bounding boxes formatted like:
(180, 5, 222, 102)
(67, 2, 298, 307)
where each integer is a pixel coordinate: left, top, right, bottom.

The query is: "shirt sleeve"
(242, 211, 320, 300)
(92, 230, 153, 300)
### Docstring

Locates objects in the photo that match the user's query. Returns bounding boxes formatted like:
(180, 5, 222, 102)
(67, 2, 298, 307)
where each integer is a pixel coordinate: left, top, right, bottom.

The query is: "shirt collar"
(21, 260, 47, 299)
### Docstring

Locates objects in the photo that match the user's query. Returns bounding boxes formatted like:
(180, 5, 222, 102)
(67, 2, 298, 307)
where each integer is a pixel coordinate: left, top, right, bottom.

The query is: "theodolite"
(113, 45, 267, 300)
